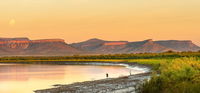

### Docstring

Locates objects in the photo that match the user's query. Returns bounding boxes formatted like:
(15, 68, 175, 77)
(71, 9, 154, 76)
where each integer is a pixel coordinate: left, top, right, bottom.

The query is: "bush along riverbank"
(136, 57, 200, 93)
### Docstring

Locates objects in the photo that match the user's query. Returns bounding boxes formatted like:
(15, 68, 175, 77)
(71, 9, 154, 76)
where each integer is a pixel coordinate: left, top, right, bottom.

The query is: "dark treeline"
(0, 52, 200, 61)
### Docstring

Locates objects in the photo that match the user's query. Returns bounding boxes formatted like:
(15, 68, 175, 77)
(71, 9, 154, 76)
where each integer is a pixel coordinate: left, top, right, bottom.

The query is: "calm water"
(0, 63, 148, 93)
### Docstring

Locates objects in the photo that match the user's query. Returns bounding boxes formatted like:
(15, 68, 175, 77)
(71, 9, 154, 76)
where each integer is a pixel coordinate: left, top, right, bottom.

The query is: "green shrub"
(137, 57, 200, 93)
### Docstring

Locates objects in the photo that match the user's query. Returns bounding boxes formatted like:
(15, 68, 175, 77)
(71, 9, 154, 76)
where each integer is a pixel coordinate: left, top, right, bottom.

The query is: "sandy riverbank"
(34, 62, 151, 93)
(34, 72, 151, 93)
(0, 61, 152, 93)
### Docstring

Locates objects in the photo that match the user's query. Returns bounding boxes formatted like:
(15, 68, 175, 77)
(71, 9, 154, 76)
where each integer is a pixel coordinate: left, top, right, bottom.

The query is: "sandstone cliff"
(0, 38, 81, 55)
(0, 37, 199, 55)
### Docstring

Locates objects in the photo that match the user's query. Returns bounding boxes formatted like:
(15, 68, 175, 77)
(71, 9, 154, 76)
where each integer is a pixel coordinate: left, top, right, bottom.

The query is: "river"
(0, 63, 149, 93)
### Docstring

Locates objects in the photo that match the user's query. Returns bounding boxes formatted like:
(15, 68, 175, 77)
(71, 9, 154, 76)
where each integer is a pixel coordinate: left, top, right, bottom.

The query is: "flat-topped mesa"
(146, 39, 153, 41)
(0, 38, 66, 50)
(88, 38, 104, 41)
(104, 42, 128, 46)
(0, 39, 65, 44)
(31, 39, 65, 43)
(144, 39, 153, 43)
(0, 40, 30, 49)
(155, 40, 199, 51)
(0, 40, 30, 44)
(157, 40, 192, 43)
(0, 37, 30, 44)
(0, 37, 30, 41)
(155, 40, 195, 46)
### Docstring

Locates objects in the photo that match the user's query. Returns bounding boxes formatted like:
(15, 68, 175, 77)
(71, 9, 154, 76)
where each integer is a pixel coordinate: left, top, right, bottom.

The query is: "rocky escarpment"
(71, 38, 200, 54)
(94, 41, 128, 54)
(0, 37, 30, 41)
(155, 40, 200, 52)
(71, 39, 173, 54)
(0, 38, 65, 50)
(0, 37, 30, 50)
(71, 39, 130, 54)
(71, 38, 105, 51)
(0, 37, 199, 55)
(123, 39, 173, 53)
(0, 38, 81, 55)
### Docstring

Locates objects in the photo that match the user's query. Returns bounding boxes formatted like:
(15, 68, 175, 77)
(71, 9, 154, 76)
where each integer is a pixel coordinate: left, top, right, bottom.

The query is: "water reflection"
(0, 64, 65, 81)
(0, 63, 143, 93)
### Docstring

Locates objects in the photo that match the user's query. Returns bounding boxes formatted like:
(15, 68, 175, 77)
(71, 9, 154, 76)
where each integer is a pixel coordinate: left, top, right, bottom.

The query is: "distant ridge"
(0, 37, 199, 56)
(0, 37, 82, 56)
(71, 38, 200, 54)
(155, 40, 200, 51)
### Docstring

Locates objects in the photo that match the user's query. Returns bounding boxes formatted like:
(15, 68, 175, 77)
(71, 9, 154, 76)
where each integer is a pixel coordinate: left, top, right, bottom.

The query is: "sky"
(0, 0, 200, 45)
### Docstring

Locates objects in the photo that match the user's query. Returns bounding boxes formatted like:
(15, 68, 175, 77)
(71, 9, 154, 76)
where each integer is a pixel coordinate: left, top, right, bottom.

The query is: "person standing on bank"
(106, 73, 109, 78)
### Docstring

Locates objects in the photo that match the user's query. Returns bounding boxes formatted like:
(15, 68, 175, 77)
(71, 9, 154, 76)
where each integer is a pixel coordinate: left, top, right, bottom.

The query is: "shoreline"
(0, 61, 152, 72)
(0, 61, 152, 93)
(34, 72, 151, 93)
(22, 61, 152, 93)
(0, 61, 152, 76)
(0, 60, 152, 68)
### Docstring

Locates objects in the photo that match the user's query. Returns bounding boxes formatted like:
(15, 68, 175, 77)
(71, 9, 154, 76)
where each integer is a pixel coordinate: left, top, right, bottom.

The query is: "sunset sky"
(0, 0, 200, 45)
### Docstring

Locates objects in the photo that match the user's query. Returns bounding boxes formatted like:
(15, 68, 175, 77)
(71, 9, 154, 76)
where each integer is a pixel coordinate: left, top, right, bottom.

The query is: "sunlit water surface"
(0, 63, 148, 93)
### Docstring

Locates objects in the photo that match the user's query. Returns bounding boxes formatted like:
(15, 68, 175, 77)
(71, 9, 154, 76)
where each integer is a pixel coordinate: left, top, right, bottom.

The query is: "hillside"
(0, 38, 82, 56)
(71, 39, 200, 54)
(0, 37, 199, 55)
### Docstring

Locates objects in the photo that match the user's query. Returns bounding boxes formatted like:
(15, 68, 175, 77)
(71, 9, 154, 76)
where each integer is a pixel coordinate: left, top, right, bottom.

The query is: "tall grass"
(137, 57, 200, 93)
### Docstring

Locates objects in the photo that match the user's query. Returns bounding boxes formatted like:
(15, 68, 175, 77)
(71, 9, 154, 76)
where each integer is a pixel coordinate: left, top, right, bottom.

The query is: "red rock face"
(0, 39, 65, 50)
(8, 42, 29, 49)
(0, 38, 81, 55)
(71, 39, 200, 54)
(155, 40, 200, 51)
(0, 37, 199, 55)
(104, 42, 128, 46)
(31, 39, 65, 43)
(0, 40, 30, 50)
